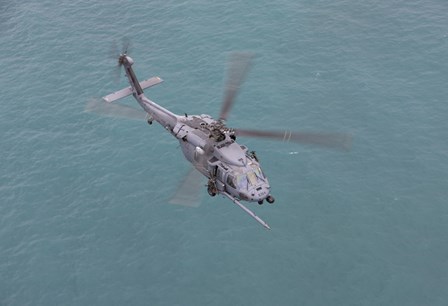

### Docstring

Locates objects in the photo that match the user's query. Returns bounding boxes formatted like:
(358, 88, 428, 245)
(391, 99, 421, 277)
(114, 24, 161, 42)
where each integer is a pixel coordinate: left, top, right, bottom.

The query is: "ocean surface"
(1, 0, 448, 305)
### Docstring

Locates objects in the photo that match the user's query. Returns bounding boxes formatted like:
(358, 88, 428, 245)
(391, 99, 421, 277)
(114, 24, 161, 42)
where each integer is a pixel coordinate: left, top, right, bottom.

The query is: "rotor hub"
(118, 54, 134, 66)
(208, 120, 235, 142)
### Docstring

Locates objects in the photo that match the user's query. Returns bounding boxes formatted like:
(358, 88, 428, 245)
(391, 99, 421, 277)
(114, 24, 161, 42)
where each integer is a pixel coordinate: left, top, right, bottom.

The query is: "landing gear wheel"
(207, 180, 217, 197)
(266, 195, 275, 204)
(258, 200, 264, 205)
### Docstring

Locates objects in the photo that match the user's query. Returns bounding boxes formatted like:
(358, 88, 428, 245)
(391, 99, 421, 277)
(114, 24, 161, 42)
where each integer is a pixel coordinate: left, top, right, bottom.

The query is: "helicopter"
(91, 46, 351, 230)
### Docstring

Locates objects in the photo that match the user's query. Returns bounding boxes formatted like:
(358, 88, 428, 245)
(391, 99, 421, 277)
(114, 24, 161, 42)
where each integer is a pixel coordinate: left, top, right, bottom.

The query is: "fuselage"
(172, 114, 271, 202)
(122, 55, 271, 203)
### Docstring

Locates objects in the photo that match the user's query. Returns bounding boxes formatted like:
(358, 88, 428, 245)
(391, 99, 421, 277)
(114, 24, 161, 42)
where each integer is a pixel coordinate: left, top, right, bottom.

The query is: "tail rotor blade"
(109, 40, 120, 60)
(122, 37, 132, 55)
(110, 38, 133, 83)
(235, 129, 352, 151)
(219, 52, 254, 122)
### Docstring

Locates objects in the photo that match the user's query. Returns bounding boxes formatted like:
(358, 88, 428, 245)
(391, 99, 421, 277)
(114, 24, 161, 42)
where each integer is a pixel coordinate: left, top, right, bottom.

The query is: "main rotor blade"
(169, 167, 204, 208)
(234, 129, 352, 151)
(85, 99, 147, 121)
(219, 52, 254, 121)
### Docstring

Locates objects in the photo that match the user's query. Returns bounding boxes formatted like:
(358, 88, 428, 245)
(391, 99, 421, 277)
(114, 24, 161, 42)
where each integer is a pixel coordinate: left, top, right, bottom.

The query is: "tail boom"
(103, 54, 180, 133)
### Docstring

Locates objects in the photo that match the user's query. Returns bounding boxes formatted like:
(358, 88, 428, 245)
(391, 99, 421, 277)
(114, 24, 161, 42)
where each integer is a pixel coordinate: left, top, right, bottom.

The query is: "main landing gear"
(258, 195, 275, 205)
(207, 179, 217, 197)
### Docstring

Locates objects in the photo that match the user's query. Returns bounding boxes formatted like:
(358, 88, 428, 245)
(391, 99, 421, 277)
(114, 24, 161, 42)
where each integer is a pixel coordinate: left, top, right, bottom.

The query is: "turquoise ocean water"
(1, 0, 448, 305)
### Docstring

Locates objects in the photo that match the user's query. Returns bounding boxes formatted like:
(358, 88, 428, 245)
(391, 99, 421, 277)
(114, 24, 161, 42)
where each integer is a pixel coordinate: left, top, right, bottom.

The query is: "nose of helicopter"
(247, 184, 270, 202)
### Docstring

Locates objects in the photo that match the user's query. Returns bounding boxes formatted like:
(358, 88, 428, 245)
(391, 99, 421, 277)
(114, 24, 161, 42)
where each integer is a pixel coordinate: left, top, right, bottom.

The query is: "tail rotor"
(111, 38, 133, 83)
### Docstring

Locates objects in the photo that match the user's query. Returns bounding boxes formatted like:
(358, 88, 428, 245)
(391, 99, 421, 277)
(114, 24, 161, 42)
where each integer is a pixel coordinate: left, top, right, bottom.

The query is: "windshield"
(233, 164, 265, 190)
(247, 172, 258, 186)
(250, 163, 265, 179)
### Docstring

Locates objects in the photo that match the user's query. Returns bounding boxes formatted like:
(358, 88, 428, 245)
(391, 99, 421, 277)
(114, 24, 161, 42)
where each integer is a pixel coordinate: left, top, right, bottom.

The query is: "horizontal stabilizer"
(102, 76, 163, 103)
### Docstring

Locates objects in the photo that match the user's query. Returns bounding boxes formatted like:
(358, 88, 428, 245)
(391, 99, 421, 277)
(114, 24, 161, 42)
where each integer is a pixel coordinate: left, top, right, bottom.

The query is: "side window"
(216, 167, 224, 183)
(194, 150, 199, 162)
(227, 175, 236, 189)
(211, 166, 218, 178)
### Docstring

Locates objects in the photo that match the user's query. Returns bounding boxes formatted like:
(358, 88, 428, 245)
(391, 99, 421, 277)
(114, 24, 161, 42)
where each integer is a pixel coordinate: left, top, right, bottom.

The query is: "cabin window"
(217, 167, 226, 182)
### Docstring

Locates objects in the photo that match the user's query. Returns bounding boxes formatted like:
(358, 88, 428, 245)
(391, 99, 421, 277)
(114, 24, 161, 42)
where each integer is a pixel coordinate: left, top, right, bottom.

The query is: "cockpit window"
(250, 163, 265, 179)
(231, 167, 265, 190)
(235, 174, 248, 190)
(247, 172, 258, 186)
(227, 175, 236, 188)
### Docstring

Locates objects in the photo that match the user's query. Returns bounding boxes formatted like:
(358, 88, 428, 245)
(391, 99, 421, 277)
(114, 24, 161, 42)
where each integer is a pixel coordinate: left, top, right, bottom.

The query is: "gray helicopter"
(93, 47, 351, 230)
